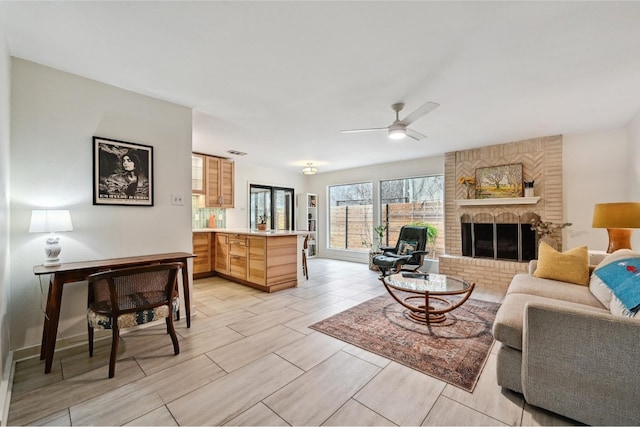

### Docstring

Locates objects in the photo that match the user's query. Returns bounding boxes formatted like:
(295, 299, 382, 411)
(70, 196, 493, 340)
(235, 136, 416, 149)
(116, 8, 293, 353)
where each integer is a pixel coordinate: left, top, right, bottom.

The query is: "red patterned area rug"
(309, 293, 500, 392)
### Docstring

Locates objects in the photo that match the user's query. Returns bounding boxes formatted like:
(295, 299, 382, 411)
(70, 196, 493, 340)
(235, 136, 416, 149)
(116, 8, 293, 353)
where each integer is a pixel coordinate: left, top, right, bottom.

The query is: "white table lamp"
(29, 209, 74, 266)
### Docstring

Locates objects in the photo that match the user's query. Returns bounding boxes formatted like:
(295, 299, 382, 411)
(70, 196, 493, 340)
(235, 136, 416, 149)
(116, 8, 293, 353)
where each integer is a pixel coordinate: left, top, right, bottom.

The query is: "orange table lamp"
(592, 202, 640, 253)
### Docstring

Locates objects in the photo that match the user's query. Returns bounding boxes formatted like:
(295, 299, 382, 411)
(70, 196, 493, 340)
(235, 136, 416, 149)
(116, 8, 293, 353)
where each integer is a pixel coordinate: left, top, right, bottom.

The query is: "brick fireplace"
(439, 135, 564, 290)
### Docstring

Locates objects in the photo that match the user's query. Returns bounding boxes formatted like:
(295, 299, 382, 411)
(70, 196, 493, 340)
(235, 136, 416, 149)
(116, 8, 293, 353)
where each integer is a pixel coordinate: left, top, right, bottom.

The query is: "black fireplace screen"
(461, 214, 537, 262)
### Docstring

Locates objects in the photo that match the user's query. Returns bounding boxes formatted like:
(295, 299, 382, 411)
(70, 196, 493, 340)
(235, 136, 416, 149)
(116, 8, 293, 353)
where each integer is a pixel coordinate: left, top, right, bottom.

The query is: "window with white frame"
(328, 182, 373, 251)
(380, 175, 444, 256)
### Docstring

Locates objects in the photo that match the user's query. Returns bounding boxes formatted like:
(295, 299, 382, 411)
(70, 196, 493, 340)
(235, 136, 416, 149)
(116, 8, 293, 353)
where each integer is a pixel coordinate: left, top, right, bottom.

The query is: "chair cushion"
(372, 253, 411, 268)
(88, 297, 179, 330)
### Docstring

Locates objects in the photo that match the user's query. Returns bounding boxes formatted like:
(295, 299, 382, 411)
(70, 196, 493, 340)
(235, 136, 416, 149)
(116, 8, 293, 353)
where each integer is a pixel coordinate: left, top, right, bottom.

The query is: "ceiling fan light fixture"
(302, 162, 317, 175)
(342, 100, 439, 142)
(388, 127, 406, 140)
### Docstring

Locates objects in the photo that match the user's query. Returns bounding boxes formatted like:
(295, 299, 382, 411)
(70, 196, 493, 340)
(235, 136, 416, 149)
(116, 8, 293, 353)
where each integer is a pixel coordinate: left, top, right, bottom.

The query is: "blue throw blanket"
(594, 257, 640, 313)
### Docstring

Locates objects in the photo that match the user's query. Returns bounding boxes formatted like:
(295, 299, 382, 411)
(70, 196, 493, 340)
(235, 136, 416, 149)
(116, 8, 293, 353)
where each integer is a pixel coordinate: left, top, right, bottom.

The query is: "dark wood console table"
(33, 252, 195, 374)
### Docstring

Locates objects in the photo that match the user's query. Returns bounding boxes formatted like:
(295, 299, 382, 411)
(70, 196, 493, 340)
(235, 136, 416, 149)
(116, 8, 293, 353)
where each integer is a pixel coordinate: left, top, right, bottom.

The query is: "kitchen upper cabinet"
(205, 156, 234, 208)
(192, 154, 205, 194)
(192, 153, 235, 208)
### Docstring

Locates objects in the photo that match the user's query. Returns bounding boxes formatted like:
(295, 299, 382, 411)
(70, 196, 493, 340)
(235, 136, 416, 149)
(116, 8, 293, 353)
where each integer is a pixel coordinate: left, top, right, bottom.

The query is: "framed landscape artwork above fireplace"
(475, 163, 523, 198)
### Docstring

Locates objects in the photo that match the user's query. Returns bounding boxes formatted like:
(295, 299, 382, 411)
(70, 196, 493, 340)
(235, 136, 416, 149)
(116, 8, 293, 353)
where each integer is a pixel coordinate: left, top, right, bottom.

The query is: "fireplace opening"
(461, 212, 538, 262)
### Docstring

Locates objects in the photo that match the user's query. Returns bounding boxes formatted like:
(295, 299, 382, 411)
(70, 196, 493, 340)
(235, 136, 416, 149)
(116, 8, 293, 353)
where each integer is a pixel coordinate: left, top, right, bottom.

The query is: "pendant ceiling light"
(302, 162, 317, 175)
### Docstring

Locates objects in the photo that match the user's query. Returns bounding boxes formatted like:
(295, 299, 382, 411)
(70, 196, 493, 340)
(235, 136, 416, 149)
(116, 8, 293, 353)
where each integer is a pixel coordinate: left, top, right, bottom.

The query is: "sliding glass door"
(249, 184, 295, 230)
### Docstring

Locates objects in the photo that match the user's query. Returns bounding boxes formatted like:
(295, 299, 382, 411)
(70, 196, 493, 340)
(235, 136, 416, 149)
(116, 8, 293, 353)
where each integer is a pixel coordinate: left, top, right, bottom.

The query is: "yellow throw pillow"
(533, 242, 590, 285)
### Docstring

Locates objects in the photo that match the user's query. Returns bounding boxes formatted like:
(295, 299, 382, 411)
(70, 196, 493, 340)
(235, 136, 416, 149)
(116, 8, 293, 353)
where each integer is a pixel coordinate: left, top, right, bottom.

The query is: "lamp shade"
(592, 202, 640, 229)
(29, 210, 74, 233)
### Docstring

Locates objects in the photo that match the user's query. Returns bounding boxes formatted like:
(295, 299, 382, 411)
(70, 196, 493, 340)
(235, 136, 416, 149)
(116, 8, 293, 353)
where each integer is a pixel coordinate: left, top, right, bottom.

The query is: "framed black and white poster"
(93, 136, 154, 206)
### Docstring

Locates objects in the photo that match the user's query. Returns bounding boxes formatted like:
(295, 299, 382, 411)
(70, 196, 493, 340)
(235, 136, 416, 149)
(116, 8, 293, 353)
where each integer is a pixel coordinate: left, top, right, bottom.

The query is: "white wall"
(628, 110, 640, 249)
(307, 155, 445, 263)
(222, 160, 307, 229)
(0, 6, 11, 415)
(9, 59, 192, 351)
(628, 110, 640, 199)
(563, 128, 636, 251)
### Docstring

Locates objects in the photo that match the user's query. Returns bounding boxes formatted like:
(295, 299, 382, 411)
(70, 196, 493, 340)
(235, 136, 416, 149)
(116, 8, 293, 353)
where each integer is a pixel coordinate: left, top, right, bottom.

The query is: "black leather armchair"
(372, 225, 429, 276)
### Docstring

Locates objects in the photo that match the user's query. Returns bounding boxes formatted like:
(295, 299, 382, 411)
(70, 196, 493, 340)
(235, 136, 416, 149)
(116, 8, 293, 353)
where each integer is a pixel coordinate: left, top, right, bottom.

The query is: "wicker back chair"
(86, 262, 182, 378)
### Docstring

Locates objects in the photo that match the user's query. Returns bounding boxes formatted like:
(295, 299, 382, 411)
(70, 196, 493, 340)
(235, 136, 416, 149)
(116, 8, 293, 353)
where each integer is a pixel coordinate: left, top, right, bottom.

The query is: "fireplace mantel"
(455, 196, 540, 206)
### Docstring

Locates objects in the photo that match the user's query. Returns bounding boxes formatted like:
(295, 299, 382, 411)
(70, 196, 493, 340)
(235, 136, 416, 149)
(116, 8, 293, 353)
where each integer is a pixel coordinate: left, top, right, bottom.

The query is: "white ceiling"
(2, 1, 640, 174)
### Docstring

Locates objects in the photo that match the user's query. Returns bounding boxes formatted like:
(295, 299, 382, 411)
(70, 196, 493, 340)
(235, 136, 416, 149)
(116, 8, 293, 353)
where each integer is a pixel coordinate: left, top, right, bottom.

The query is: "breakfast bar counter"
(192, 229, 306, 292)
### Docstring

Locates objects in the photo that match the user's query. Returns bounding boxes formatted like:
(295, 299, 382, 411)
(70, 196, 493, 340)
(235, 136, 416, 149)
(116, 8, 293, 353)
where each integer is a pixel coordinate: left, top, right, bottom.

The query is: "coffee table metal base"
(381, 276, 475, 324)
(401, 294, 458, 323)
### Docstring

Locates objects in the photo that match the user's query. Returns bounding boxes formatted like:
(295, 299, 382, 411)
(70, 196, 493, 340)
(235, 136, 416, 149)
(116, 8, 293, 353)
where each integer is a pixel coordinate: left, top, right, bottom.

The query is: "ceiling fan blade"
(399, 101, 439, 126)
(406, 128, 428, 141)
(341, 127, 388, 134)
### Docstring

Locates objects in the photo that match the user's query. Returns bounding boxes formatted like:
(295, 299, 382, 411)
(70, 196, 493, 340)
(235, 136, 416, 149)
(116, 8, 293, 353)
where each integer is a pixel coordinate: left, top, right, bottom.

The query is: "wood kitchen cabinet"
(228, 235, 247, 280)
(192, 232, 212, 275)
(192, 153, 234, 208)
(212, 231, 298, 292)
(205, 156, 234, 208)
(247, 236, 266, 285)
(214, 233, 230, 275)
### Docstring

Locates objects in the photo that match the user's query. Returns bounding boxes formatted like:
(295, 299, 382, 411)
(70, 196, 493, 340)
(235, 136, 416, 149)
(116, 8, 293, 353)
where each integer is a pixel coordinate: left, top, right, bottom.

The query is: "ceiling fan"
(342, 101, 439, 141)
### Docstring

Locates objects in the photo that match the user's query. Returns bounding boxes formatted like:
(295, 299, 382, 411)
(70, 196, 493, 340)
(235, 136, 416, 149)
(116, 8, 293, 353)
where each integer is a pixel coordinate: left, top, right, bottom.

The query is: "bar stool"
(302, 235, 309, 280)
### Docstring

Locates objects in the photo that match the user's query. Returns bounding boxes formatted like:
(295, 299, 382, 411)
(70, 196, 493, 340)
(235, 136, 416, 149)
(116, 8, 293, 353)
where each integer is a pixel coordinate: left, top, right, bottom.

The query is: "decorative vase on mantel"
(459, 176, 476, 199)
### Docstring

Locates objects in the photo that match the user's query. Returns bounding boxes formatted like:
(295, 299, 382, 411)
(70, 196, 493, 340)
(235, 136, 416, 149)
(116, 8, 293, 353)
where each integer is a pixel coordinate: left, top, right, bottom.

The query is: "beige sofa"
(492, 251, 640, 425)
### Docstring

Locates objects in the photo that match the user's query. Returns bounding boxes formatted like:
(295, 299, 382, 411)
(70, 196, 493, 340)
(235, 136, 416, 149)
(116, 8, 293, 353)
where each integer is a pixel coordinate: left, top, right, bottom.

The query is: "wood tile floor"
(8, 258, 581, 426)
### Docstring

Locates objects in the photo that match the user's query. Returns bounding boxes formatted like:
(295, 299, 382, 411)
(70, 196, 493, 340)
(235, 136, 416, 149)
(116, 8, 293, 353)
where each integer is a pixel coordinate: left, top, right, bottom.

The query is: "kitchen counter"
(192, 229, 304, 292)
(193, 228, 308, 236)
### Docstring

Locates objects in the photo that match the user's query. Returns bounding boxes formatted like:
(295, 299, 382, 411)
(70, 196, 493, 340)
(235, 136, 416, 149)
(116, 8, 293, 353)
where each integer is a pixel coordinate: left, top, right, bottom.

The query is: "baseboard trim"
(0, 350, 14, 426)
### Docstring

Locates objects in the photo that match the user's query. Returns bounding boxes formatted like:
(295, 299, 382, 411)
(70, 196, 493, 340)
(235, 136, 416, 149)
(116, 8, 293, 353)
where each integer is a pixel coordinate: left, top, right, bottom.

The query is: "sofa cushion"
(493, 292, 610, 350)
(533, 243, 589, 285)
(590, 249, 640, 312)
(507, 273, 606, 308)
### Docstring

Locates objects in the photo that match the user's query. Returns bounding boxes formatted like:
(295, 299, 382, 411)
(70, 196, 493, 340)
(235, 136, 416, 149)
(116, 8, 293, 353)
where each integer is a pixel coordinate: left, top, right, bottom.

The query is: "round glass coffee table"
(380, 272, 475, 324)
